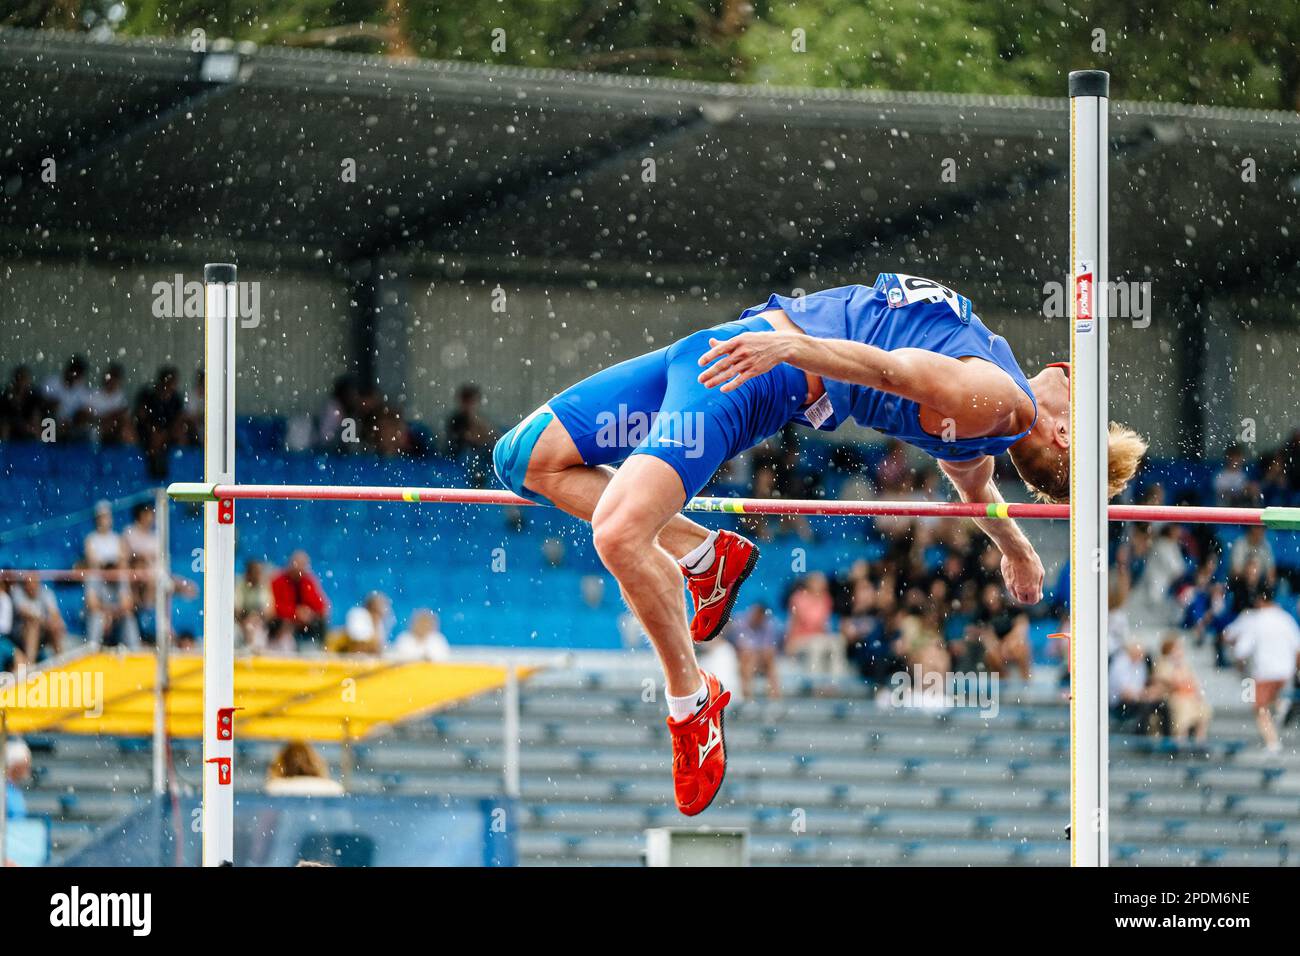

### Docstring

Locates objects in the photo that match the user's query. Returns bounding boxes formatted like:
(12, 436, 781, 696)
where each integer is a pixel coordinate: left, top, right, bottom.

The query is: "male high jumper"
(493, 275, 1146, 816)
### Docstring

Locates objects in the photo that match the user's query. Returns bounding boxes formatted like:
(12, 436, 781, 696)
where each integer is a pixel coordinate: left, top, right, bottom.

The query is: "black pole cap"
(1068, 70, 1109, 98)
(204, 263, 237, 284)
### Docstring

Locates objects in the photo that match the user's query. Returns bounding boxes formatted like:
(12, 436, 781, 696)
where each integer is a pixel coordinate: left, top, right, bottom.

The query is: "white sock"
(667, 682, 709, 722)
(678, 530, 720, 575)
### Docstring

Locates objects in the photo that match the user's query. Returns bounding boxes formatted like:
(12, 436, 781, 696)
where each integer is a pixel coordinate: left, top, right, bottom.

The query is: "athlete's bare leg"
(521, 408, 714, 559)
(589, 455, 700, 694)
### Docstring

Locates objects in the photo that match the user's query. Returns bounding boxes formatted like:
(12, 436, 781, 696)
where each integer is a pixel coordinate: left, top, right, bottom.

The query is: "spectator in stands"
(1258, 454, 1289, 506)
(135, 365, 187, 477)
(11, 573, 64, 664)
(390, 609, 451, 662)
(972, 582, 1032, 679)
(181, 367, 204, 444)
(1228, 554, 1271, 623)
(446, 383, 496, 487)
(235, 560, 275, 652)
(270, 551, 330, 649)
(0, 365, 42, 440)
(0, 581, 19, 674)
(40, 355, 93, 435)
(340, 591, 392, 654)
(894, 608, 951, 702)
(121, 503, 159, 570)
(318, 375, 359, 450)
(373, 406, 411, 458)
(874, 438, 911, 494)
(1225, 583, 1300, 754)
(1229, 525, 1276, 580)
(1175, 553, 1232, 662)
(842, 579, 899, 688)
(5, 738, 31, 820)
(84, 562, 139, 649)
(1109, 641, 1169, 736)
(126, 555, 163, 646)
(1153, 635, 1212, 745)
(728, 601, 782, 700)
(88, 363, 135, 445)
(264, 741, 345, 797)
(1213, 444, 1252, 507)
(785, 572, 844, 677)
(83, 501, 123, 569)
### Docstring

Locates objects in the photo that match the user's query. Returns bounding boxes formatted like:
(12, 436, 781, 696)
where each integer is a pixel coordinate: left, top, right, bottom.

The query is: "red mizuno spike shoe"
(682, 530, 759, 643)
(666, 671, 731, 816)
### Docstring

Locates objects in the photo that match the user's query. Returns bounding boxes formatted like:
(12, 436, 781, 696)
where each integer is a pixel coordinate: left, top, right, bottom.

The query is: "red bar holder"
(206, 757, 232, 786)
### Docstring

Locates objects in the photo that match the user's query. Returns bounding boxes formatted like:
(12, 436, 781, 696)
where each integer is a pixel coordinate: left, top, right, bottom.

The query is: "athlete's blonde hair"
(1011, 422, 1148, 504)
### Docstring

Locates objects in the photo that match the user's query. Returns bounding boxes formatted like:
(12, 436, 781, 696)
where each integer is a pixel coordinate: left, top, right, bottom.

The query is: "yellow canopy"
(0, 652, 528, 741)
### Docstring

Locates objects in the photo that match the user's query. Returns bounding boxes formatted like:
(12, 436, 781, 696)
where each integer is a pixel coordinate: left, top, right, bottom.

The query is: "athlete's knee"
(591, 509, 652, 570)
(493, 408, 556, 504)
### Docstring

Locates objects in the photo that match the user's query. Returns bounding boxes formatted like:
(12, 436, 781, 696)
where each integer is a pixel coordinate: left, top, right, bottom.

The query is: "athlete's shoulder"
(872, 273, 974, 323)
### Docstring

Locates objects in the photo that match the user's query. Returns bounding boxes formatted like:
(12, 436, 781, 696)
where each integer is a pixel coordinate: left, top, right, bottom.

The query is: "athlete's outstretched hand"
(697, 332, 797, 392)
(1001, 548, 1045, 605)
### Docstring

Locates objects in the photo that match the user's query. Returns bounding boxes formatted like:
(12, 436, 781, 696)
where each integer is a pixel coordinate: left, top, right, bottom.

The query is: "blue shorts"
(547, 316, 808, 500)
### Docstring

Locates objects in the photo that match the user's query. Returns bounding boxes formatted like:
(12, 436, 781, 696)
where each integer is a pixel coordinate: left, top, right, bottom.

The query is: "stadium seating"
(19, 663, 1300, 866)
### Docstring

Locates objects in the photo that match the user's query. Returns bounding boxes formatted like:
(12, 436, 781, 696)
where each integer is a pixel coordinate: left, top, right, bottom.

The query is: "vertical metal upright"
(1067, 70, 1110, 867)
(202, 263, 238, 866)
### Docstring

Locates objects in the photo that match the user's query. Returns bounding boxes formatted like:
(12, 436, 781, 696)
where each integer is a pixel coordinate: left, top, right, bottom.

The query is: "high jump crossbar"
(166, 482, 1300, 529)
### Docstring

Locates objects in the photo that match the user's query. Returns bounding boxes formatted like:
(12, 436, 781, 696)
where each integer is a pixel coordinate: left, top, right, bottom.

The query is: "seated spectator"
(269, 551, 330, 649)
(5, 738, 31, 821)
(264, 741, 345, 797)
(83, 501, 123, 569)
(1229, 525, 1275, 580)
(88, 363, 135, 445)
(1258, 454, 1289, 505)
(446, 383, 496, 487)
(0, 365, 42, 440)
(84, 562, 139, 649)
(785, 572, 844, 677)
(180, 367, 203, 444)
(1225, 583, 1300, 754)
(894, 608, 951, 702)
(1152, 635, 1212, 744)
(318, 375, 359, 449)
(125, 555, 160, 646)
(1169, 551, 1235, 662)
(121, 503, 159, 570)
(1228, 554, 1269, 622)
(390, 609, 451, 662)
(841, 580, 898, 687)
(234, 560, 275, 652)
(339, 591, 392, 654)
(1109, 641, 1168, 736)
(0, 581, 20, 674)
(40, 355, 93, 436)
(11, 573, 64, 663)
(1213, 444, 1251, 507)
(728, 601, 782, 700)
(972, 582, 1032, 679)
(373, 405, 411, 458)
(135, 365, 187, 477)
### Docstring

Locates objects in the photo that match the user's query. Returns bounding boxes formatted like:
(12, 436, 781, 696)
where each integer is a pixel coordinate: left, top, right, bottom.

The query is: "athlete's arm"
(937, 455, 1045, 605)
(698, 333, 1019, 432)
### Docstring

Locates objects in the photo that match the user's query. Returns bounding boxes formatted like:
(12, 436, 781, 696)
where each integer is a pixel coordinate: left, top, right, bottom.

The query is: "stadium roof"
(1, 26, 1298, 299)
